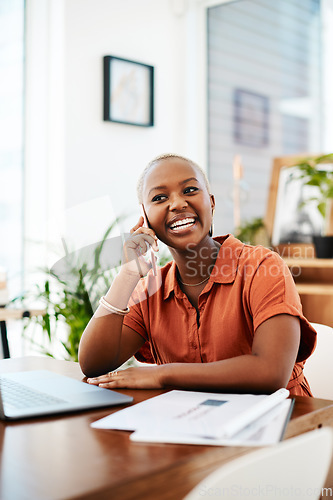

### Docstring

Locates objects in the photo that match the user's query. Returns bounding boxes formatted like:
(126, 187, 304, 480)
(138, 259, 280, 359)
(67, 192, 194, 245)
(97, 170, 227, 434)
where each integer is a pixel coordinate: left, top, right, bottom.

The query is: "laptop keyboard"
(0, 377, 66, 409)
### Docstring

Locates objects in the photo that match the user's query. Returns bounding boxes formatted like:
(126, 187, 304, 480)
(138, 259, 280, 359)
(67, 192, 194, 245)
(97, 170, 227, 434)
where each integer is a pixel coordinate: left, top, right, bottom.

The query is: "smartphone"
(140, 204, 157, 276)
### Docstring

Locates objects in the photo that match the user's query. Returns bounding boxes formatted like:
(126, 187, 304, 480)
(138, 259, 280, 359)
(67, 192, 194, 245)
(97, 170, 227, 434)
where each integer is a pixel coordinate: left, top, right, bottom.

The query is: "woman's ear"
(210, 194, 215, 212)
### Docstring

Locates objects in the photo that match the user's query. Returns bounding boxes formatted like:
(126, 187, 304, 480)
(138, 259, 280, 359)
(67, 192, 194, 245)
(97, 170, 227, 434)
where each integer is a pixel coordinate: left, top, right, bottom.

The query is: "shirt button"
(191, 342, 197, 349)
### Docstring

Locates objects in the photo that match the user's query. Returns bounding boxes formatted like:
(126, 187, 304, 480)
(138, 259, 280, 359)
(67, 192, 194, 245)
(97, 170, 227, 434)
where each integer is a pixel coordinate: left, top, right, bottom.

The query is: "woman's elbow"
(78, 350, 93, 378)
(79, 360, 106, 379)
(264, 370, 290, 393)
(78, 346, 100, 378)
(254, 359, 290, 394)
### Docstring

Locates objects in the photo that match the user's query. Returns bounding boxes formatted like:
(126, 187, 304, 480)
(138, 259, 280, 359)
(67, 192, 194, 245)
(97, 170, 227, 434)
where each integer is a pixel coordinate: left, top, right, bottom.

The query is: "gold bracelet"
(99, 296, 130, 315)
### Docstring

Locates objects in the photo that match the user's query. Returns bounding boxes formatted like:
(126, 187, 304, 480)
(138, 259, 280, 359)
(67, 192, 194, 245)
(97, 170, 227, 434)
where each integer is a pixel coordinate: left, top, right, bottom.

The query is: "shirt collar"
(210, 234, 245, 284)
(163, 235, 245, 299)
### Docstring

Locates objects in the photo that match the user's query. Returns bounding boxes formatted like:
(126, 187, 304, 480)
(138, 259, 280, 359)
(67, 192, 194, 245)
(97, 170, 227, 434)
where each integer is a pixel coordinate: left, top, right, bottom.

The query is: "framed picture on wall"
(233, 89, 269, 147)
(103, 56, 154, 127)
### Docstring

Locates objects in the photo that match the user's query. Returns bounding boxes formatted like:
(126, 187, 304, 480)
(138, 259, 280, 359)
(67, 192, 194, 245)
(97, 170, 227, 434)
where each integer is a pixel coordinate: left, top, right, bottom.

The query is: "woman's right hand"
(122, 216, 159, 278)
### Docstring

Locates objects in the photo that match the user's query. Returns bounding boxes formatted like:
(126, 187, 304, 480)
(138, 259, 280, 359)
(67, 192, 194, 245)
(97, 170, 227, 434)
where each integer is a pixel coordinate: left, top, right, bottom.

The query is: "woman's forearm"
(158, 355, 291, 394)
(87, 355, 291, 392)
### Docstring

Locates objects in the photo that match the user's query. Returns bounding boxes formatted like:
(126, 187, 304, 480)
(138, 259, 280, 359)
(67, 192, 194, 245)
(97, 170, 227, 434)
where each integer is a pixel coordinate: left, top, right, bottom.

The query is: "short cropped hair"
(137, 153, 211, 204)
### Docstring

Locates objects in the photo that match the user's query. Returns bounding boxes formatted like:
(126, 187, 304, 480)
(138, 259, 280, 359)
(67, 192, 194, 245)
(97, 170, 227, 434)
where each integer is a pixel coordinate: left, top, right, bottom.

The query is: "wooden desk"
(1, 357, 333, 500)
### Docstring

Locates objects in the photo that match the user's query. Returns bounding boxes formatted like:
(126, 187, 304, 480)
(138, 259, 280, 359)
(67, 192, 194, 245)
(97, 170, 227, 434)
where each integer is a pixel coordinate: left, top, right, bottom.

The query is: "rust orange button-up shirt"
(123, 235, 317, 396)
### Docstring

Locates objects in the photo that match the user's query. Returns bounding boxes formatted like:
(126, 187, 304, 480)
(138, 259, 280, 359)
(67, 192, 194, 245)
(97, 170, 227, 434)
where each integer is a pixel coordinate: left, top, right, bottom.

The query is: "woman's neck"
(169, 236, 221, 285)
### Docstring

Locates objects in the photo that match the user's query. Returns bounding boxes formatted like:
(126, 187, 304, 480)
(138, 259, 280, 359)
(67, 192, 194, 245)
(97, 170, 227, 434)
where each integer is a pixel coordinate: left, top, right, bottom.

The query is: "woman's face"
(142, 158, 215, 249)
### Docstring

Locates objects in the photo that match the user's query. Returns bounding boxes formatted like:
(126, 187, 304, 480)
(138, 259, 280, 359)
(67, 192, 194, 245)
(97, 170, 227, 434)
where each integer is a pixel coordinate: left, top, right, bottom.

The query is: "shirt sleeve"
(247, 251, 317, 362)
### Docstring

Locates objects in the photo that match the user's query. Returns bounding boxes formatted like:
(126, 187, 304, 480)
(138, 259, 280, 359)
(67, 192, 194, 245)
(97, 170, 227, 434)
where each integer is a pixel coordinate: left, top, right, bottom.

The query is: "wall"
(63, 0, 196, 246)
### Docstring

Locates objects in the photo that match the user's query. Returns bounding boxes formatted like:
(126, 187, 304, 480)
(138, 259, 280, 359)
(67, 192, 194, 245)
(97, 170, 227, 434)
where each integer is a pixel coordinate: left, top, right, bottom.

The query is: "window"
(0, 0, 25, 297)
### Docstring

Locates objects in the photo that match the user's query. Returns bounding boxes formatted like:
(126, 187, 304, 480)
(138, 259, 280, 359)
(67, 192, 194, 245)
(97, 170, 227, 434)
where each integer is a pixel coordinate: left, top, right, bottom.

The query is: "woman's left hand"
(86, 366, 164, 390)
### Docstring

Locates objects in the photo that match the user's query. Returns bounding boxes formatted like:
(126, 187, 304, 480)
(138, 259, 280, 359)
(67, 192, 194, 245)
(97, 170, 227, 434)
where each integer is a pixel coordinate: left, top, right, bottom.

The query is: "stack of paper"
(91, 388, 294, 447)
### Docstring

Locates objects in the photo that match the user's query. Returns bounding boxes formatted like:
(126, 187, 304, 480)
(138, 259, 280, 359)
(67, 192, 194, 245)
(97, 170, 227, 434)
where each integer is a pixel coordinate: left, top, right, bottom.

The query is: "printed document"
(91, 389, 293, 446)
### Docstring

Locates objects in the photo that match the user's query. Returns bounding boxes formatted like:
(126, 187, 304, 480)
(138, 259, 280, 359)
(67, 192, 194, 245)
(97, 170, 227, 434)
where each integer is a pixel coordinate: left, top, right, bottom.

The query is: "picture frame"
(233, 89, 269, 148)
(103, 56, 154, 127)
(265, 155, 333, 252)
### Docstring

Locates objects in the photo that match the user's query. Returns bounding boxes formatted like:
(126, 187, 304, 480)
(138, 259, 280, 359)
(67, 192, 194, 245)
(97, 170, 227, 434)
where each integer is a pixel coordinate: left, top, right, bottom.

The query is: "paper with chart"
(91, 389, 293, 446)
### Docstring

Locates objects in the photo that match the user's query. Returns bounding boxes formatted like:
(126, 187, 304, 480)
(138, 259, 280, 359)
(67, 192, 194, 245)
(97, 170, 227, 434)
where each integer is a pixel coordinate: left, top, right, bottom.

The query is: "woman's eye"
(184, 186, 199, 194)
(152, 194, 167, 202)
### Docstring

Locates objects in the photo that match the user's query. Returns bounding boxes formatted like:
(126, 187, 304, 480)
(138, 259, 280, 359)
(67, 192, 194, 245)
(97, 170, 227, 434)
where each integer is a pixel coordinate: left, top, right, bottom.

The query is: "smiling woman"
(78, 154, 317, 397)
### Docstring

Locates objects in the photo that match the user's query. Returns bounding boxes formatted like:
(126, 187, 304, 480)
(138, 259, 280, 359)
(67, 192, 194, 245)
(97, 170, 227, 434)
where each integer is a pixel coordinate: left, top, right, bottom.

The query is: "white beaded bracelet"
(99, 296, 130, 315)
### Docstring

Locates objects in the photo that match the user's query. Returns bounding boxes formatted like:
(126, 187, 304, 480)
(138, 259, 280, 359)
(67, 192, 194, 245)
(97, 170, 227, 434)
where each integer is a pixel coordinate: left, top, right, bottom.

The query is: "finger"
(86, 375, 105, 384)
(138, 239, 148, 253)
(99, 380, 124, 388)
(132, 226, 157, 240)
(152, 239, 159, 252)
(129, 233, 157, 252)
(139, 238, 156, 255)
(87, 377, 109, 385)
(99, 372, 128, 388)
(87, 371, 118, 384)
(129, 236, 149, 257)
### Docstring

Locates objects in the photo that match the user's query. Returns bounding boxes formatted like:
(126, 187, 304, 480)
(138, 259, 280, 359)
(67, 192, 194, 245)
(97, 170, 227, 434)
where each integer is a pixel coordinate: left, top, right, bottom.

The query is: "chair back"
(304, 323, 333, 400)
(183, 427, 333, 500)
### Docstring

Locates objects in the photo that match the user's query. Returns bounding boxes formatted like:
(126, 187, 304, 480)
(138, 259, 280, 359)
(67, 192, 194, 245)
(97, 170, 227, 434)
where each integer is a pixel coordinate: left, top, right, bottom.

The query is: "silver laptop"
(0, 369, 133, 420)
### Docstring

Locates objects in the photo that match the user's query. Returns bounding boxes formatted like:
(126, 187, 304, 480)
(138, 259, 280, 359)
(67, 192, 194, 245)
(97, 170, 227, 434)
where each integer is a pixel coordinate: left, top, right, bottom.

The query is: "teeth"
(170, 218, 195, 229)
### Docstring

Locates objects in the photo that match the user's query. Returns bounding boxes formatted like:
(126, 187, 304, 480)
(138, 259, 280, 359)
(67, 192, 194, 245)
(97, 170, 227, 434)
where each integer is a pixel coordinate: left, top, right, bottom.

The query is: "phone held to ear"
(140, 204, 157, 276)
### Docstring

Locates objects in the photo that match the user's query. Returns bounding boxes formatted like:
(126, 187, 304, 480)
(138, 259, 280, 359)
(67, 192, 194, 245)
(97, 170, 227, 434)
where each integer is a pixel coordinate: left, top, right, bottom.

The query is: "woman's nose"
(169, 194, 188, 211)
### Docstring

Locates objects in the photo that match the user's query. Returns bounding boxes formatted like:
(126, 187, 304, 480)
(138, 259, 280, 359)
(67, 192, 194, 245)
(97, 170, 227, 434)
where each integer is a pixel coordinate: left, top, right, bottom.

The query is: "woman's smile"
(167, 213, 197, 234)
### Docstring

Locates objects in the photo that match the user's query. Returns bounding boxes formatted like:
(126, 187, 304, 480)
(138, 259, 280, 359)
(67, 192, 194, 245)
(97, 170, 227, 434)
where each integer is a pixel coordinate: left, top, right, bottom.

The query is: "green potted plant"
(235, 217, 270, 247)
(15, 220, 172, 361)
(290, 153, 333, 258)
(15, 220, 122, 361)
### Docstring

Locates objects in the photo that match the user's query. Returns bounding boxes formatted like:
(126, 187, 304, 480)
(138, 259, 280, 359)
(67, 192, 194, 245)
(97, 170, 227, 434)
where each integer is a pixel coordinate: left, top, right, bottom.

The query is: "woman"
(79, 154, 316, 396)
